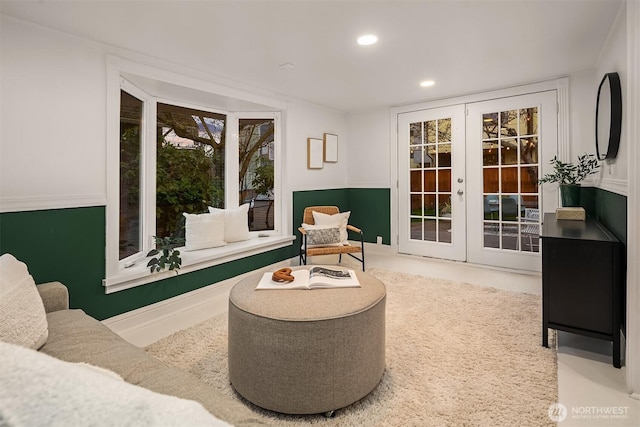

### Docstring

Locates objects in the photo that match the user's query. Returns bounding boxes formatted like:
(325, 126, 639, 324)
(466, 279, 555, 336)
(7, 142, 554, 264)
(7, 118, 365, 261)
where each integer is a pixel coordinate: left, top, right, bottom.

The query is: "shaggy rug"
(145, 268, 557, 426)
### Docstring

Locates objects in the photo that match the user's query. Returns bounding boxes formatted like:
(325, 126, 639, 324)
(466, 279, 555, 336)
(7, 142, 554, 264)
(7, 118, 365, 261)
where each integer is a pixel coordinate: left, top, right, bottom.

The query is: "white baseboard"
(102, 243, 390, 348)
(102, 259, 295, 347)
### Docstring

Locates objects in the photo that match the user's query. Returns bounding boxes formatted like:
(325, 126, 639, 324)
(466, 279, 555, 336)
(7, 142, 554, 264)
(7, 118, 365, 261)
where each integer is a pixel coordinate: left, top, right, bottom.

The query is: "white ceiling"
(1, 0, 623, 112)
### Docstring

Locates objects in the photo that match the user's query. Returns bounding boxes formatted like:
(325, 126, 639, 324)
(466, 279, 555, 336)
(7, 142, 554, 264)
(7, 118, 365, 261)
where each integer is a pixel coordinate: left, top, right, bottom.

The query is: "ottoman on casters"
(228, 268, 386, 416)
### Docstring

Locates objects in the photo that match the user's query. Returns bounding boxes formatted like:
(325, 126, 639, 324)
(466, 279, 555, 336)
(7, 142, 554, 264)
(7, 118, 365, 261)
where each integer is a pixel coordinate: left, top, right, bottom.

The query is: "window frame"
(105, 58, 291, 293)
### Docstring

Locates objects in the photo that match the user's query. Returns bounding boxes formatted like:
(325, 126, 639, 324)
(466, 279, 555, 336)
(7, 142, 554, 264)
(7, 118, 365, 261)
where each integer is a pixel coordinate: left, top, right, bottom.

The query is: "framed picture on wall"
(307, 138, 323, 169)
(323, 133, 338, 162)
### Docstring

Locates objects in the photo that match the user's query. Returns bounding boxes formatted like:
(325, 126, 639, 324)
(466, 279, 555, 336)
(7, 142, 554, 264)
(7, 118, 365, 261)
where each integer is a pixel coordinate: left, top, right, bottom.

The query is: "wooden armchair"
(298, 206, 365, 271)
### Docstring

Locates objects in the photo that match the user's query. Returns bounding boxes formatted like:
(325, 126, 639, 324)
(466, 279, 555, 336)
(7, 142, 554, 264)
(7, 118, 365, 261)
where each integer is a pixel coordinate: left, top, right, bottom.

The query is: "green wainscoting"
(292, 188, 391, 245)
(0, 206, 293, 320)
(580, 186, 627, 244)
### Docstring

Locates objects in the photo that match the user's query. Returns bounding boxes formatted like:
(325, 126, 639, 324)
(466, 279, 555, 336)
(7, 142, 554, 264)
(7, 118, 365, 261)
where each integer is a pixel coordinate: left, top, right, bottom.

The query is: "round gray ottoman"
(228, 268, 386, 415)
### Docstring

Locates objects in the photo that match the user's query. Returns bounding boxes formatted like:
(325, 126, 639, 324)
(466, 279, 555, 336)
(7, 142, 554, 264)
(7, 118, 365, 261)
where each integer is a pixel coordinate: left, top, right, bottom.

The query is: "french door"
(466, 91, 557, 271)
(398, 91, 558, 271)
(398, 105, 466, 261)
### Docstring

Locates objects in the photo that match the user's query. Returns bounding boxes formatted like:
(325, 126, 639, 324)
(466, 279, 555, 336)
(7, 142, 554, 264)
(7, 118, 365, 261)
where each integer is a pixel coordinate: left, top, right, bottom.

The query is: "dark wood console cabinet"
(541, 213, 623, 368)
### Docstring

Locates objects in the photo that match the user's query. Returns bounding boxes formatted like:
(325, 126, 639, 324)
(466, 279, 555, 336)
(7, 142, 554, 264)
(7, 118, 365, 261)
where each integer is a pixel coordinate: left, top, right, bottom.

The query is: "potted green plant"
(537, 154, 600, 207)
(146, 236, 184, 273)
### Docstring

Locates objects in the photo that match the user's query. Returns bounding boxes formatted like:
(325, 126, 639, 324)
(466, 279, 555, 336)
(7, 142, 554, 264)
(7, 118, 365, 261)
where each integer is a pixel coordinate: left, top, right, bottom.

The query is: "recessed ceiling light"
(357, 34, 378, 46)
(420, 80, 435, 87)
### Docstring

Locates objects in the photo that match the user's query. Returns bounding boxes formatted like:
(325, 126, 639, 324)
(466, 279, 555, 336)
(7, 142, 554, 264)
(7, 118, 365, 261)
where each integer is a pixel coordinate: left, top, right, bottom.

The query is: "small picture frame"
(323, 133, 338, 162)
(307, 138, 323, 169)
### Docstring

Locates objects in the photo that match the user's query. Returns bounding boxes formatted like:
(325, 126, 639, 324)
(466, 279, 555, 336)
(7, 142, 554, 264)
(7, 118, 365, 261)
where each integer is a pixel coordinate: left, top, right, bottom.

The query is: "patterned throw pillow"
(311, 211, 350, 244)
(301, 224, 343, 248)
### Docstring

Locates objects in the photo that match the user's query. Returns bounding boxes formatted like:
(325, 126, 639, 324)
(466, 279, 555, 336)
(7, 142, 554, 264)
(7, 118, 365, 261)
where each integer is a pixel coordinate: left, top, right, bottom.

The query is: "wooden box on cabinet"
(541, 213, 623, 368)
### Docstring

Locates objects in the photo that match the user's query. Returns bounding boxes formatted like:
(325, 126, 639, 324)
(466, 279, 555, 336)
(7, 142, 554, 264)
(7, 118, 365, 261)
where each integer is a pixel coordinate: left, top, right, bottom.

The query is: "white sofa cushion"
(183, 212, 226, 251)
(208, 204, 250, 243)
(0, 254, 48, 350)
(0, 341, 231, 426)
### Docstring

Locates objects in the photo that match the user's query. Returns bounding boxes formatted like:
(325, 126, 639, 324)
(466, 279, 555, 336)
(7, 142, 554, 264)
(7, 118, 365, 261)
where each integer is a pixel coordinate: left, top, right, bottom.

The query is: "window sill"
(103, 234, 296, 294)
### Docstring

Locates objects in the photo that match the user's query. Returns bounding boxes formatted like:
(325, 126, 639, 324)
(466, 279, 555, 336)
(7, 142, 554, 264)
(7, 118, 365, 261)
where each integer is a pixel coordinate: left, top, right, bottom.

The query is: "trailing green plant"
(146, 236, 184, 273)
(537, 154, 600, 185)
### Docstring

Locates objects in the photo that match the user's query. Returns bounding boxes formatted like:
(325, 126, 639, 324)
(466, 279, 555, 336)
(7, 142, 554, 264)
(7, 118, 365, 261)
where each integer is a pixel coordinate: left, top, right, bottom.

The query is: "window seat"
(103, 234, 295, 294)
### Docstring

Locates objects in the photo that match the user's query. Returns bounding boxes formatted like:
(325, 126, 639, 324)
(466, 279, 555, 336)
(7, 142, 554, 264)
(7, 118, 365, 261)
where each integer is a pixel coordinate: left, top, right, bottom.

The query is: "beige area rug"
(145, 268, 557, 426)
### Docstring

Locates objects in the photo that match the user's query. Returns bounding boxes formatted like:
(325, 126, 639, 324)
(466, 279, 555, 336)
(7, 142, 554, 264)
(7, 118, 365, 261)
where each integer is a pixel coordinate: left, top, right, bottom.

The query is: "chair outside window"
(521, 208, 540, 252)
(298, 206, 365, 271)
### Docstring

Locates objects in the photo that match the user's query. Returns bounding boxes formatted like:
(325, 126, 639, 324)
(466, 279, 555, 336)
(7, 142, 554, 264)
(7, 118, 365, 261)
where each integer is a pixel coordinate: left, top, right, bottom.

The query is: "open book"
(255, 266, 361, 290)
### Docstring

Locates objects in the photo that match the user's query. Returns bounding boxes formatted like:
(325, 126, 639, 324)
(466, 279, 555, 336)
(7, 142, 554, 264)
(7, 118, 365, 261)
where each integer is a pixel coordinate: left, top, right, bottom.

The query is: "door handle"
(457, 189, 464, 196)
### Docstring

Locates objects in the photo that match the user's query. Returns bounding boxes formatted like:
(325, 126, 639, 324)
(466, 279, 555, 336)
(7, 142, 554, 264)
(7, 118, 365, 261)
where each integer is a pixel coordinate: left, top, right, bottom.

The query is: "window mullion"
(226, 113, 239, 208)
(144, 101, 157, 252)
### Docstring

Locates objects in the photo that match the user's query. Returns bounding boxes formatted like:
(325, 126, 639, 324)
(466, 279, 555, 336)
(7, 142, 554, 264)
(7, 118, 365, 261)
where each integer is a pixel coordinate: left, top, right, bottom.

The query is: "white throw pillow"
(301, 224, 343, 248)
(0, 341, 232, 427)
(312, 211, 351, 245)
(208, 204, 250, 243)
(0, 254, 48, 350)
(182, 212, 226, 251)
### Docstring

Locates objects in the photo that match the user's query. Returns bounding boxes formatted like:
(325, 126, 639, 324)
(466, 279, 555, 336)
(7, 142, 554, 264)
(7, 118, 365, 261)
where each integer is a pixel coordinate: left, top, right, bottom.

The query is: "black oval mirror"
(595, 72, 622, 160)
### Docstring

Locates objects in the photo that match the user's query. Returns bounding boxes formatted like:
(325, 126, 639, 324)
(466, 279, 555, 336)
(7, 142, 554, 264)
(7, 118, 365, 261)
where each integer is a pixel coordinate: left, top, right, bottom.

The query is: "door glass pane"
(500, 110, 518, 136)
(520, 166, 538, 193)
(425, 120, 436, 143)
(502, 224, 519, 250)
(521, 206, 540, 253)
(424, 219, 437, 241)
(481, 106, 541, 252)
(483, 141, 498, 166)
(501, 139, 518, 165)
(410, 148, 422, 168)
(438, 193, 452, 218)
(483, 169, 499, 193)
(410, 122, 422, 145)
(438, 118, 452, 142)
(438, 169, 452, 192)
(424, 170, 436, 192)
(440, 220, 452, 243)
(520, 137, 538, 164)
(424, 194, 436, 216)
(410, 170, 421, 191)
(484, 194, 499, 220)
(483, 221, 500, 248)
(410, 194, 422, 215)
(501, 167, 518, 193)
(119, 90, 143, 260)
(410, 217, 422, 240)
(437, 144, 452, 167)
(483, 113, 498, 138)
(519, 107, 538, 135)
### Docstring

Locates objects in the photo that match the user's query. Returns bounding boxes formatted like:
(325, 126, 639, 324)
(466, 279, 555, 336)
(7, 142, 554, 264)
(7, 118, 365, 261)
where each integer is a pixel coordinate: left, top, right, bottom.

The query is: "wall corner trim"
(0, 194, 106, 213)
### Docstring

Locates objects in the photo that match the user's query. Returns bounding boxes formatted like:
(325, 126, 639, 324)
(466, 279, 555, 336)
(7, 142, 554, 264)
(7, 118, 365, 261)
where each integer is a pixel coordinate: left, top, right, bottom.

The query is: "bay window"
(106, 65, 288, 292)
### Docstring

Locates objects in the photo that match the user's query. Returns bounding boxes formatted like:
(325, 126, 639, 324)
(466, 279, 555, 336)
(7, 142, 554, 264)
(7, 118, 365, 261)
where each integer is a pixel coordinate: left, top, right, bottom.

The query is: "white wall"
(595, 3, 628, 190)
(0, 16, 349, 212)
(286, 100, 348, 192)
(0, 17, 107, 209)
(568, 69, 597, 159)
(346, 108, 391, 188)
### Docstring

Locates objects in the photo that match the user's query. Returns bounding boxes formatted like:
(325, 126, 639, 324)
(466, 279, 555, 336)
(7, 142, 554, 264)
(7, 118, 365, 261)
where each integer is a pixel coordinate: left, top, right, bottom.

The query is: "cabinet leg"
(613, 332, 621, 369)
(542, 326, 548, 348)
